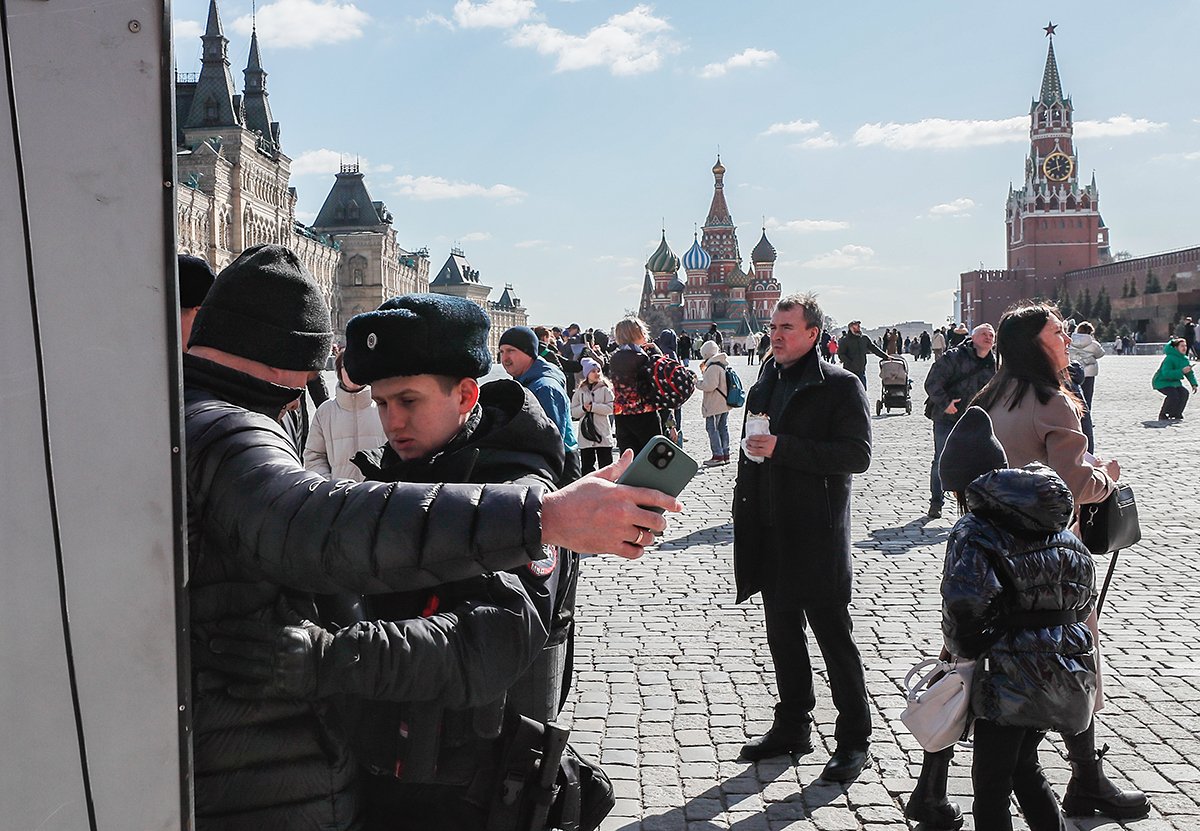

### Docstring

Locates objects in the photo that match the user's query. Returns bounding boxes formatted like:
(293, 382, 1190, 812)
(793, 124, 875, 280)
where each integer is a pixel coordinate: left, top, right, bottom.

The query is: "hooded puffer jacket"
(1068, 333, 1105, 378)
(184, 355, 548, 830)
(1152, 342, 1197, 391)
(304, 382, 387, 481)
(941, 465, 1097, 735)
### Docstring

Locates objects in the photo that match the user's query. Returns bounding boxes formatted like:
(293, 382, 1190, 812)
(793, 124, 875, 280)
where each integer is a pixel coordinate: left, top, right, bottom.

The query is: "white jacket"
(1069, 333, 1105, 377)
(303, 384, 387, 481)
(570, 381, 615, 449)
(695, 354, 733, 417)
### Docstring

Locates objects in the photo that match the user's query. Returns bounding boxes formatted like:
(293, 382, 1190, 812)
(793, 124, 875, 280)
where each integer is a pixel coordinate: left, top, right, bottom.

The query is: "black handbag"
(579, 412, 602, 443)
(1079, 483, 1140, 555)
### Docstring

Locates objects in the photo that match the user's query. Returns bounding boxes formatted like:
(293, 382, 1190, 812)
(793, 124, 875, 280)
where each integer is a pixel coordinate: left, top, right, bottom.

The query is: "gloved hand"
(208, 617, 333, 700)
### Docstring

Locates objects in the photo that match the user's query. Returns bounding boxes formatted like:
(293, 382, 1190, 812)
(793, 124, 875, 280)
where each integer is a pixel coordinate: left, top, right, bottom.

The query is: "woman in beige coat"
(972, 301, 1149, 820)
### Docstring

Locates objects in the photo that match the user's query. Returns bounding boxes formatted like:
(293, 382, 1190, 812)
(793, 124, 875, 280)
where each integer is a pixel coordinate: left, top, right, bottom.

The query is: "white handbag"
(900, 657, 976, 752)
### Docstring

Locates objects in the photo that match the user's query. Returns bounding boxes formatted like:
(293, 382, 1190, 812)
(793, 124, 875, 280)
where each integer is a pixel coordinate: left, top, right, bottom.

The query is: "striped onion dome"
(752, 228, 777, 264)
(646, 231, 680, 273)
(681, 234, 711, 271)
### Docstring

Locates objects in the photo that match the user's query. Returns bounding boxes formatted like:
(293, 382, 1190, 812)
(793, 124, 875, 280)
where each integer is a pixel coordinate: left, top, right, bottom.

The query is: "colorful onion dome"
(645, 231, 680, 273)
(752, 228, 777, 264)
(728, 262, 749, 287)
(682, 234, 711, 271)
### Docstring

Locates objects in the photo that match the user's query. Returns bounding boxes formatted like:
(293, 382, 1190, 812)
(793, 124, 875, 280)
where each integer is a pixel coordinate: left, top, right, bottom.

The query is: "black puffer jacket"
(340, 379, 564, 784)
(941, 465, 1097, 734)
(923, 342, 996, 424)
(184, 356, 549, 830)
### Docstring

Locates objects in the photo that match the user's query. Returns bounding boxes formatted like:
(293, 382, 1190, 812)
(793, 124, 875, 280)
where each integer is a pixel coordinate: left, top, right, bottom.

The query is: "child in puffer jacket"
(571, 358, 615, 474)
(907, 406, 1096, 831)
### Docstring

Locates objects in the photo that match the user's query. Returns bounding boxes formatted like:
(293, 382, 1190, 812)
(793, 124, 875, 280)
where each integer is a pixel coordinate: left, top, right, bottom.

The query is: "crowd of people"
(175, 244, 1189, 831)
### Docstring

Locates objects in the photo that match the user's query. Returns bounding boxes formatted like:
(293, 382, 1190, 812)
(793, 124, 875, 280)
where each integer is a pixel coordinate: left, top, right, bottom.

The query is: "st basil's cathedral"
(639, 158, 782, 340)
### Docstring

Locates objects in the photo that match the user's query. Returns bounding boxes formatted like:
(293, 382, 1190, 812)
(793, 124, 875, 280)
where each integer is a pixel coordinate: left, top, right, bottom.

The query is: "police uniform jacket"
(733, 349, 872, 605)
(184, 355, 550, 831)
(343, 378, 564, 787)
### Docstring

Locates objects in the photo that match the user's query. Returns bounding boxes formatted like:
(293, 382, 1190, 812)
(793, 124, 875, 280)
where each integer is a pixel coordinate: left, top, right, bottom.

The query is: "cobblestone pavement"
(561, 355, 1199, 831)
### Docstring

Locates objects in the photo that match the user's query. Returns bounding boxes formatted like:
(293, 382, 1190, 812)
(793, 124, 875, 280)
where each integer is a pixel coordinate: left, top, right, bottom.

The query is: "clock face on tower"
(1042, 152, 1074, 182)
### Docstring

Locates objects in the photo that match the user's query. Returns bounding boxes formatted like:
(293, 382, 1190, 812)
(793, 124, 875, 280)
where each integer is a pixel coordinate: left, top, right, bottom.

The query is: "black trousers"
(760, 588, 871, 749)
(614, 411, 662, 455)
(1158, 386, 1189, 419)
(972, 719, 1064, 831)
(579, 446, 614, 474)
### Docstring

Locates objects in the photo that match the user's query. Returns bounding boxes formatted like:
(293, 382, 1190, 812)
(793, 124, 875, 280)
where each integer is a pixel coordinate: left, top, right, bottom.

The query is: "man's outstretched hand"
(541, 450, 682, 559)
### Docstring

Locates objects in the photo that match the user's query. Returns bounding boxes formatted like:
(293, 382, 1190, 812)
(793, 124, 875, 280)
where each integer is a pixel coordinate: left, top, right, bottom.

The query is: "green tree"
(1166, 275, 1178, 292)
(1128, 276, 1138, 297)
(1095, 286, 1112, 323)
(1145, 271, 1162, 294)
(1120, 278, 1130, 298)
(1080, 288, 1094, 320)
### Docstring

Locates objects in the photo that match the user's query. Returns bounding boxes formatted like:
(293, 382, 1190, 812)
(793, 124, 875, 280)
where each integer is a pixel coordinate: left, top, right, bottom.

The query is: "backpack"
(722, 365, 746, 407)
(648, 355, 696, 410)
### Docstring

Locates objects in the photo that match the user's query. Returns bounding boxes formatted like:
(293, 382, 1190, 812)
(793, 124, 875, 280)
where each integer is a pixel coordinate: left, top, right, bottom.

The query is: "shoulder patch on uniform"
(528, 545, 557, 577)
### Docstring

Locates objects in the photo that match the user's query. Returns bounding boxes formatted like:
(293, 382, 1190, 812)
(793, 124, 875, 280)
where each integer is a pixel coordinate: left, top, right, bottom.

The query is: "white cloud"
(765, 217, 849, 233)
(290, 149, 392, 176)
(461, 231, 493, 241)
(853, 116, 1025, 150)
(392, 174, 526, 202)
(515, 239, 549, 248)
(761, 119, 820, 137)
(928, 197, 975, 216)
(851, 112, 1166, 150)
(803, 244, 876, 269)
(173, 19, 203, 40)
(232, 0, 370, 48)
(411, 11, 454, 28)
(508, 5, 679, 76)
(794, 132, 839, 149)
(597, 254, 641, 269)
(453, 0, 538, 28)
(1183, 150, 1200, 161)
(295, 209, 317, 224)
(699, 47, 777, 79)
(1075, 114, 1166, 138)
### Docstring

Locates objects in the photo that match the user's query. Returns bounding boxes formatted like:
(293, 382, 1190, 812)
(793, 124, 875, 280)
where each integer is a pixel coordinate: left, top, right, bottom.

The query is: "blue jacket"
(517, 357, 578, 453)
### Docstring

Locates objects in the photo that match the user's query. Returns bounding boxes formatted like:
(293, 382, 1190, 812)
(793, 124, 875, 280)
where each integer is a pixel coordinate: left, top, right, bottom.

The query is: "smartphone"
(615, 435, 699, 513)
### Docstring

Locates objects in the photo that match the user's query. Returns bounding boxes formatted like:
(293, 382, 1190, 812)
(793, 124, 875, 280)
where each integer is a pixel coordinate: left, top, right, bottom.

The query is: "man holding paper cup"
(732, 293, 875, 783)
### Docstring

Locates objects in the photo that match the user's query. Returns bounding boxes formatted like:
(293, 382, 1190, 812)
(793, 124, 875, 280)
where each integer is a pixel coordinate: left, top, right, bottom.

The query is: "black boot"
(905, 748, 963, 829)
(1061, 722, 1151, 819)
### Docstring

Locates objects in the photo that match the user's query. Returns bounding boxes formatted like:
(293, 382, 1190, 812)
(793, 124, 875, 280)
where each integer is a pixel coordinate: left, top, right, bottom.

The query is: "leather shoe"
(738, 725, 813, 762)
(821, 747, 869, 782)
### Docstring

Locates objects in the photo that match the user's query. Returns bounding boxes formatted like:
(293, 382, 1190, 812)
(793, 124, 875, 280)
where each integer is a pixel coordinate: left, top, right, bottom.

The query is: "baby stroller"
(876, 357, 912, 415)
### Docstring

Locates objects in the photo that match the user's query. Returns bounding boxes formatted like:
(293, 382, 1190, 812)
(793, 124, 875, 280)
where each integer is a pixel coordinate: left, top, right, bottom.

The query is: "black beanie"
(188, 244, 332, 372)
(343, 293, 491, 385)
(939, 406, 1009, 492)
(178, 254, 216, 308)
(499, 326, 539, 359)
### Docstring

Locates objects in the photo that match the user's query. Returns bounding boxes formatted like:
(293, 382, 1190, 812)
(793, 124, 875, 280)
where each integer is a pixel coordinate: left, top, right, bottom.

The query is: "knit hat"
(499, 326, 540, 359)
(700, 339, 720, 360)
(581, 357, 601, 378)
(178, 254, 216, 308)
(938, 406, 1008, 492)
(188, 244, 332, 371)
(344, 293, 491, 384)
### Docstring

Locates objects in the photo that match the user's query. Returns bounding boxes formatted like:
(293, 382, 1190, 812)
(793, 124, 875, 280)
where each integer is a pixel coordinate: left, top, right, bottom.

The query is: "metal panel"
(0, 1, 185, 829)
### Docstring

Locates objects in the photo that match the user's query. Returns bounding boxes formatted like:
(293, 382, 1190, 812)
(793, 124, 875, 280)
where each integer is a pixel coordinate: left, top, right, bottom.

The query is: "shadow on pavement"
(626, 763, 850, 829)
(655, 521, 734, 551)
(857, 517, 950, 557)
(1140, 419, 1180, 428)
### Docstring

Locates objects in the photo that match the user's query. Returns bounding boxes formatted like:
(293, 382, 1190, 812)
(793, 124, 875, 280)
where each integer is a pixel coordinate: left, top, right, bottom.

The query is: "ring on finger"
(634, 528, 646, 546)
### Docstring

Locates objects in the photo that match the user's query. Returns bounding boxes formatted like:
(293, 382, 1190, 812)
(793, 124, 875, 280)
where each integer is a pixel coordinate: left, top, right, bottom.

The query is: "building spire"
(183, 0, 241, 129)
(1039, 24, 1064, 106)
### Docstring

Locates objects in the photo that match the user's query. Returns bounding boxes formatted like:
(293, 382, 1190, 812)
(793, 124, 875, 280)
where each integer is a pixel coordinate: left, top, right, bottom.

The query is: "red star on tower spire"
(1044, 21, 1057, 37)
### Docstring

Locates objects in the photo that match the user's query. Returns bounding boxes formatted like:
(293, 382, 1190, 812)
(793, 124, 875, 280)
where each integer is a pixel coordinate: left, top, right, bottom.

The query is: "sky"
(172, 0, 1200, 330)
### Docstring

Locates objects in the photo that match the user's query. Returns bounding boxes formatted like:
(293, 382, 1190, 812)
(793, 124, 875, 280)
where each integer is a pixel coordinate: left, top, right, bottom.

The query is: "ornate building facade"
(428, 248, 528, 354)
(640, 158, 782, 339)
(960, 28, 1199, 339)
(175, 0, 525, 340)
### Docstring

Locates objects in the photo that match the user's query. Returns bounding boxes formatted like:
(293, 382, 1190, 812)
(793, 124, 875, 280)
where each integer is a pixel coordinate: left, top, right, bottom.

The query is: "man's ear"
(458, 378, 481, 414)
